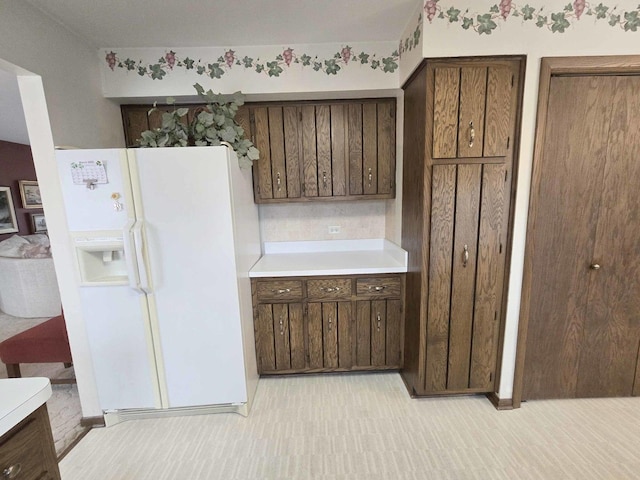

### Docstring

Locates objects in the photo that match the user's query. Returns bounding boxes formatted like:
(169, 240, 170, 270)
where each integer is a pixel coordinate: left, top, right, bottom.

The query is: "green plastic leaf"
(247, 146, 260, 161)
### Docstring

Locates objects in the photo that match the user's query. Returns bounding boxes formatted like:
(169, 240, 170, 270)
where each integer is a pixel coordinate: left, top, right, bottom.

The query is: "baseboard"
(81, 415, 106, 428)
(487, 392, 514, 410)
(103, 402, 248, 427)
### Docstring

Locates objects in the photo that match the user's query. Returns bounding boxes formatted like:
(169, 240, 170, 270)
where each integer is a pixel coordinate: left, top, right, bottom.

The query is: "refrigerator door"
(78, 286, 160, 411)
(128, 146, 248, 408)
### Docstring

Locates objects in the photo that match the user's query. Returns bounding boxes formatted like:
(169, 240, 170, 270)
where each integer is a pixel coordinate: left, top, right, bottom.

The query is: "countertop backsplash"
(258, 200, 386, 242)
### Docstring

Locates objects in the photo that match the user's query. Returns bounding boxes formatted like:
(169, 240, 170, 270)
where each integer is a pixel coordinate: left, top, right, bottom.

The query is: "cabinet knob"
(376, 313, 382, 331)
(275, 288, 291, 294)
(469, 121, 475, 148)
(368, 285, 385, 292)
(589, 264, 601, 270)
(322, 286, 340, 293)
(3, 464, 22, 479)
(328, 316, 333, 330)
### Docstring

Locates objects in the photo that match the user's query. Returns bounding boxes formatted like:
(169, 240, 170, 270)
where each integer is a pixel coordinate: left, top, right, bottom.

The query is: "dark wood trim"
(57, 427, 92, 461)
(513, 55, 640, 408)
(50, 378, 76, 385)
(486, 392, 514, 410)
(80, 416, 106, 428)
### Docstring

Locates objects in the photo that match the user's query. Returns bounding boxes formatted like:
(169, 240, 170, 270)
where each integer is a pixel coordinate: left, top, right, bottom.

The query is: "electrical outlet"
(328, 225, 341, 234)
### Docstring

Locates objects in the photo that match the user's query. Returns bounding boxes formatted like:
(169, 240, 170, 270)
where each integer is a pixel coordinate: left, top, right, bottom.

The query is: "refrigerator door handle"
(123, 221, 143, 293)
(133, 221, 152, 294)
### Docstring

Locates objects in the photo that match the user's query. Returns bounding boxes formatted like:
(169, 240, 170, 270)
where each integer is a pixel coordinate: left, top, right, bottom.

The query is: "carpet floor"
(60, 372, 640, 479)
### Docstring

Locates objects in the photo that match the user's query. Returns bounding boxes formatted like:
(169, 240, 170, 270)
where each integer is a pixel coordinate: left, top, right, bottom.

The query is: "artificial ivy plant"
(138, 83, 259, 168)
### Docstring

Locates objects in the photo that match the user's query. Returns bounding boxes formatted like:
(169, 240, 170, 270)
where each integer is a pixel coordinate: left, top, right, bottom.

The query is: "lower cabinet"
(0, 405, 61, 480)
(252, 274, 404, 375)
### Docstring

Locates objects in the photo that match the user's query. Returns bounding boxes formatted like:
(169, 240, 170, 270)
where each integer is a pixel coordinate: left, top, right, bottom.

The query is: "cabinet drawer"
(307, 278, 352, 300)
(356, 277, 401, 298)
(0, 417, 50, 480)
(256, 280, 303, 301)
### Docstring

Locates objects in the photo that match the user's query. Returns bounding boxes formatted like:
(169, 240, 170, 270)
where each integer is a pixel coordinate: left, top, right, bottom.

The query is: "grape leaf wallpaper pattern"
(424, 0, 640, 34)
(104, 1, 639, 81)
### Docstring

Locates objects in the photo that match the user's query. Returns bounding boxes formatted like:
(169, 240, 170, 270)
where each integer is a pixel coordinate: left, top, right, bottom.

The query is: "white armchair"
(0, 256, 62, 318)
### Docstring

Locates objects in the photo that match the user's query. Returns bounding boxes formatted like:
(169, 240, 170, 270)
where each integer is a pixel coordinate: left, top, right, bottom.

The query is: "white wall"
(416, 0, 640, 399)
(0, 1, 126, 417)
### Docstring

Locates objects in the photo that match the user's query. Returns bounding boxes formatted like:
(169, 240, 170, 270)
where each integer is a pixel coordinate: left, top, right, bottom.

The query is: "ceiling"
(25, 0, 418, 48)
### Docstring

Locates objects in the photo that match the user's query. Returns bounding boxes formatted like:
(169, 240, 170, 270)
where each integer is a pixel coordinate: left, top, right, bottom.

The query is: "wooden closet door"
(576, 76, 640, 397)
(524, 75, 640, 399)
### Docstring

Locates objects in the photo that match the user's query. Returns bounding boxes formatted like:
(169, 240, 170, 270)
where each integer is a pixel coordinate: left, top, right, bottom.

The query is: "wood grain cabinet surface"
(249, 98, 396, 203)
(401, 57, 524, 398)
(0, 405, 61, 480)
(252, 274, 404, 375)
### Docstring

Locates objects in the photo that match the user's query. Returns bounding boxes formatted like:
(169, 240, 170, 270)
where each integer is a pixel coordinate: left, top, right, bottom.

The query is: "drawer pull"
(328, 316, 333, 330)
(376, 313, 381, 331)
(274, 288, 291, 294)
(276, 172, 282, 191)
(322, 286, 341, 293)
(369, 285, 385, 292)
(3, 464, 22, 479)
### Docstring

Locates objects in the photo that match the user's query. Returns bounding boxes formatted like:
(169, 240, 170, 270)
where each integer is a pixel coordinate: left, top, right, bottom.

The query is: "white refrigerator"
(56, 146, 260, 421)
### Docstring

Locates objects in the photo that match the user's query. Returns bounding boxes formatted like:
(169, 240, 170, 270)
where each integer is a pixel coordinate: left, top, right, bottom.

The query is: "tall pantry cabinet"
(401, 57, 524, 397)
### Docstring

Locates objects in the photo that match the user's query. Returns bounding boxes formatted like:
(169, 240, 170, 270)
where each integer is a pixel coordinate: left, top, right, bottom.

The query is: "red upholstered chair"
(0, 314, 74, 384)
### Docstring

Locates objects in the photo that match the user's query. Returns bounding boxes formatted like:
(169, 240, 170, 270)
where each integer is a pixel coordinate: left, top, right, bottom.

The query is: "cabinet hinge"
(299, 111, 303, 122)
(499, 242, 503, 254)
(494, 311, 498, 322)
(505, 170, 508, 182)
(507, 136, 510, 150)
(511, 75, 514, 87)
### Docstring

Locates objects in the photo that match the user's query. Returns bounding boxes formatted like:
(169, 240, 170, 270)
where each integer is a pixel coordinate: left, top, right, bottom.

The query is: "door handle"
(463, 244, 469, 267)
(469, 121, 475, 148)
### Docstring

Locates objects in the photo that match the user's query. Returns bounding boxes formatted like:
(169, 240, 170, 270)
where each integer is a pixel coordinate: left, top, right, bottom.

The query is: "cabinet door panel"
(289, 303, 306, 370)
(363, 103, 378, 194)
(283, 107, 302, 198)
(308, 302, 323, 369)
(356, 301, 371, 366)
(267, 107, 288, 199)
(377, 101, 395, 195)
(432, 68, 460, 159)
(457, 67, 487, 158)
(122, 107, 149, 146)
(386, 299, 402, 367)
(426, 165, 456, 391)
(371, 300, 387, 366)
(256, 304, 276, 372)
(330, 105, 347, 196)
(348, 103, 364, 195)
(448, 164, 482, 390)
(302, 105, 318, 197)
(322, 302, 339, 368)
(272, 304, 291, 370)
(484, 66, 514, 157)
(316, 105, 333, 197)
(253, 107, 273, 200)
(337, 302, 353, 368)
(470, 164, 508, 389)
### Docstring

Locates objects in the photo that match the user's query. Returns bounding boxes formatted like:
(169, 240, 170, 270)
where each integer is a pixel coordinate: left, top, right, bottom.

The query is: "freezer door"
(129, 147, 248, 408)
(56, 149, 134, 231)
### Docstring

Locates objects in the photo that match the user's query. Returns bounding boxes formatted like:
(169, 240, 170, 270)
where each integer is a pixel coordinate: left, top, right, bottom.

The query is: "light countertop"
(0, 377, 52, 437)
(249, 239, 408, 278)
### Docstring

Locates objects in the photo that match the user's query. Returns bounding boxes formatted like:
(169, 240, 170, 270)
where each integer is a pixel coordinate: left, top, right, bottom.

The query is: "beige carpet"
(0, 311, 85, 457)
(60, 372, 640, 479)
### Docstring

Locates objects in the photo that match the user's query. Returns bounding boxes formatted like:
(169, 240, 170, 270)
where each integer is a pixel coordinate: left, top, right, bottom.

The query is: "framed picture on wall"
(19, 180, 42, 209)
(0, 186, 19, 234)
(31, 213, 47, 233)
